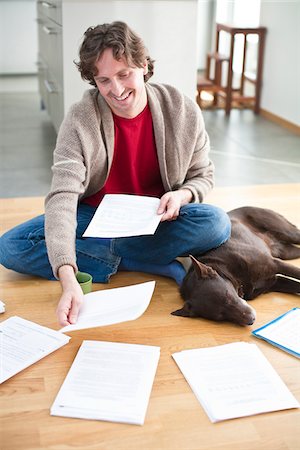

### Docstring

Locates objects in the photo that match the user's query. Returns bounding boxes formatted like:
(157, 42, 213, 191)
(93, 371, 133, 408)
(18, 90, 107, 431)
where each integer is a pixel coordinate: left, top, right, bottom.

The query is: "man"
(0, 22, 231, 326)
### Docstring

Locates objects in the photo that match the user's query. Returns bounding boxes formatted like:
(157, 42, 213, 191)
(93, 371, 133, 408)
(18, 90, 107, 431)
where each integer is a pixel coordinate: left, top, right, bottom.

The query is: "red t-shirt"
(83, 104, 165, 207)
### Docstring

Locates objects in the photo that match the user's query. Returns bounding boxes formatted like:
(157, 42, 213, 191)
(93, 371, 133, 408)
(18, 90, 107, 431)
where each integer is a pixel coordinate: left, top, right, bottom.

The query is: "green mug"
(76, 271, 93, 294)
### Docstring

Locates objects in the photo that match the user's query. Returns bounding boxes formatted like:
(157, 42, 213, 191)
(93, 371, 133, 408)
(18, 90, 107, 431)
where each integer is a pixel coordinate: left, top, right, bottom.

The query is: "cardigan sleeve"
(179, 105, 215, 202)
(44, 105, 87, 278)
(147, 83, 214, 203)
(44, 89, 114, 279)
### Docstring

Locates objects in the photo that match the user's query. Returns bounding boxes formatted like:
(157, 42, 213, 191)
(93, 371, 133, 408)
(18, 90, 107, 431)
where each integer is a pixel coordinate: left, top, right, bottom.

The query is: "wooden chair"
(197, 23, 267, 115)
(197, 52, 229, 107)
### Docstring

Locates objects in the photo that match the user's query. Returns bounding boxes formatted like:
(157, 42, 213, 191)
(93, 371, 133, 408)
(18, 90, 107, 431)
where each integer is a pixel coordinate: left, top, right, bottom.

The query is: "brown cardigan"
(45, 83, 214, 278)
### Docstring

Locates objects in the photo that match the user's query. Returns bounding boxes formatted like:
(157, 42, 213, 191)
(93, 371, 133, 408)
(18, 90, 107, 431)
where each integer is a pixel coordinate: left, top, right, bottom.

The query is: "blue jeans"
(0, 203, 231, 282)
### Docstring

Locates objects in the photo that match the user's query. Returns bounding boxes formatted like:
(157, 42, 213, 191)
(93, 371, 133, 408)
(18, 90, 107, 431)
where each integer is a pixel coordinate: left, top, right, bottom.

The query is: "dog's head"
(172, 256, 256, 326)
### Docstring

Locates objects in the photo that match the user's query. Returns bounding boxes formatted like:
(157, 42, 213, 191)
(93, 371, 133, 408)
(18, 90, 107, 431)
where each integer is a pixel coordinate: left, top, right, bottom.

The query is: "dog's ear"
(189, 255, 217, 279)
(171, 301, 196, 318)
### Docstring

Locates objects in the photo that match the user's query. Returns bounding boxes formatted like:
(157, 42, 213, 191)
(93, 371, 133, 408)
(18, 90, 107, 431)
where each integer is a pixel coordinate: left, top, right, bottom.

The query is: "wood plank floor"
(1, 184, 300, 450)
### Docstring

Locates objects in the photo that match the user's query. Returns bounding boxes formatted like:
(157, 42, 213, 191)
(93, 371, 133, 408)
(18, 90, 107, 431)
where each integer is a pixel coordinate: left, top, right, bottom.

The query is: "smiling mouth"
(111, 91, 132, 101)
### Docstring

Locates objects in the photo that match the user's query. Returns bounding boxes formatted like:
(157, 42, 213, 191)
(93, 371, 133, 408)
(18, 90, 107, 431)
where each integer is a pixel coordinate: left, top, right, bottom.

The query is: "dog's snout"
(244, 308, 256, 326)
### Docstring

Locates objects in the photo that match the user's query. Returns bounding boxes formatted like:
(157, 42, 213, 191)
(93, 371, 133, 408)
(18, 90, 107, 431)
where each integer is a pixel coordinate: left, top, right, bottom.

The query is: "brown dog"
(172, 206, 300, 326)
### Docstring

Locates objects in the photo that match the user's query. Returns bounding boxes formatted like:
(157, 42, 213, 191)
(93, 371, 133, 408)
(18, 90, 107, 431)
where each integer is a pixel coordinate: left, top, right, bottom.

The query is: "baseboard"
(260, 108, 300, 136)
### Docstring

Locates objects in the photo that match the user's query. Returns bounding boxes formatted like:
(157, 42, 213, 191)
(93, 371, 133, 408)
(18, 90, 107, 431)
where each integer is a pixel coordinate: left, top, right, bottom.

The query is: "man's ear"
(189, 255, 217, 280)
(143, 59, 149, 75)
(171, 301, 195, 318)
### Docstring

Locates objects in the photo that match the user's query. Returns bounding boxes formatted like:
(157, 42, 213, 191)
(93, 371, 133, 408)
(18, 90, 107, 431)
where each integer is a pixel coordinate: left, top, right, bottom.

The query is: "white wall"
(0, 0, 37, 74)
(196, 0, 214, 69)
(260, 1, 300, 126)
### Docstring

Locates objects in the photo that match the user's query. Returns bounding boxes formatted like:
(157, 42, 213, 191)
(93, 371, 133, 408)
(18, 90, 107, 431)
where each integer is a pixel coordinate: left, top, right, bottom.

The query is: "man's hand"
(56, 265, 83, 326)
(158, 189, 193, 221)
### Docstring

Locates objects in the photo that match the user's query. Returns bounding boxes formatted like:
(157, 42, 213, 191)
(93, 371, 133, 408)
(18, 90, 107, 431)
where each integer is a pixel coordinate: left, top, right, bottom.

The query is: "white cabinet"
(37, 0, 198, 132)
(37, 0, 63, 132)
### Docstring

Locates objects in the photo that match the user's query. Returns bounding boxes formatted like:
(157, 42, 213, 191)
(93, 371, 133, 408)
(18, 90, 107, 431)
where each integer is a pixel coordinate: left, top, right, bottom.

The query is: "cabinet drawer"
(37, 15, 63, 87)
(48, 85, 64, 133)
(37, 56, 49, 112)
(39, 78, 64, 133)
(37, 0, 62, 25)
(37, 55, 64, 132)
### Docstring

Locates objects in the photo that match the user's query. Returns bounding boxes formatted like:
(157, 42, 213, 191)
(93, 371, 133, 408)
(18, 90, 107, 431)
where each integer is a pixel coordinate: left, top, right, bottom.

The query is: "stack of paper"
(60, 281, 155, 333)
(83, 194, 163, 238)
(51, 340, 160, 425)
(172, 342, 299, 422)
(252, 307, 300, 358)
(0, 316, 70, 384)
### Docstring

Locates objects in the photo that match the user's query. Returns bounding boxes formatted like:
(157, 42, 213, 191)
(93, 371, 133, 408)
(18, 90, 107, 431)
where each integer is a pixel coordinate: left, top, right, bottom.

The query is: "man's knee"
(0, 215, 46, 271)
(0, 230, 15, 268)
(180, 203, 231, 249)
(209, 205, 231, 245)
(181, 203, 229, 227)
(0, 227, 29, 270)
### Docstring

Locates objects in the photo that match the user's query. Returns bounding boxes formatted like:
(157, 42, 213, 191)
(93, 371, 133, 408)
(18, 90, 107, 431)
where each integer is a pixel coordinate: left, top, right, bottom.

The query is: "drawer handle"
(43, 25, 57, 35)
(44, 79, 58, 94)
(41, 1, 56, 8)
(36, 60, 47, 70)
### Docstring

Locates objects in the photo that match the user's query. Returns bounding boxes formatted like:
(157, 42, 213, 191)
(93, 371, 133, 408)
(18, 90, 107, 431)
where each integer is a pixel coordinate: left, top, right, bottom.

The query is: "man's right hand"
(57, 265, 84, 326)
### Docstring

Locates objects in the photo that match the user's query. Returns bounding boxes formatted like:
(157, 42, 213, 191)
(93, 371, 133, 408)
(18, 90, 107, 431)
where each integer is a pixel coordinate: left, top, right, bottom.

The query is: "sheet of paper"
(252, 307, 300, 358)
(51, 340, 160, 425)
(60, 281, 155, 333)
(172, 342, 299, 423)
(83, 194, 163, 238)
(0, 316, 70, 384)
(0, 300, 5, 313)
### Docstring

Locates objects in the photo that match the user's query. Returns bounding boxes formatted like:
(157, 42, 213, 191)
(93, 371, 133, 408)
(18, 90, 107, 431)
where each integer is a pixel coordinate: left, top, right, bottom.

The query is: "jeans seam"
(28, 228, 45, 246)
(110, 238, 120, 257)
(77, 249, 121, 270)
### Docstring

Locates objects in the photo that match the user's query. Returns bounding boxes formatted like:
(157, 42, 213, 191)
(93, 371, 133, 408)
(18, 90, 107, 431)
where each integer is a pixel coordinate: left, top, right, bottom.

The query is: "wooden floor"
(1, 184, 300, 450)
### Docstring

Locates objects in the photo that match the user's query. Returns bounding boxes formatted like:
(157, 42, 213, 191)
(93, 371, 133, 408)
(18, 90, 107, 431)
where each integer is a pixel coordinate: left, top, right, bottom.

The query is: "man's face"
(94, 48, 148, 118)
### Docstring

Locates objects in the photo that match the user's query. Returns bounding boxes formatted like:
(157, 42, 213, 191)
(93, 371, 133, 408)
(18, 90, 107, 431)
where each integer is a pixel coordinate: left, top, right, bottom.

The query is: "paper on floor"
(172, 342, 299, 422)
(0, 316, 70, 384)
(50, 340, 160, 425)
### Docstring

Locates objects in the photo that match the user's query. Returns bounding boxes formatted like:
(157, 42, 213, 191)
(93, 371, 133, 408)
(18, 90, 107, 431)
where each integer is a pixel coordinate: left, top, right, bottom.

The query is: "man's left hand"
(158, 189, 193, 221)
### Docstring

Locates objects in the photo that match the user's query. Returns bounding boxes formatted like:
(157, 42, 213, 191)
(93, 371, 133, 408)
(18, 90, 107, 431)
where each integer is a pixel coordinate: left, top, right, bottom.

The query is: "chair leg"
(213, 60, 222, 106)
(225, 36, 235, 115)
(196, 88, 202, 107)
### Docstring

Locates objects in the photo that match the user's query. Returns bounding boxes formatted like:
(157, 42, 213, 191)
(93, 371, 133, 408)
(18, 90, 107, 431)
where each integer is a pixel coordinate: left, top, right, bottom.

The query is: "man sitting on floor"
(0, 21, 230, 326)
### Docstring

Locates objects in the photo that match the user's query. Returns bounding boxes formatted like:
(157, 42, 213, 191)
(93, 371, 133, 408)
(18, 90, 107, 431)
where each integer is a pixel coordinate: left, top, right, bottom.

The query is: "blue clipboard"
(252, 307, 300, 358)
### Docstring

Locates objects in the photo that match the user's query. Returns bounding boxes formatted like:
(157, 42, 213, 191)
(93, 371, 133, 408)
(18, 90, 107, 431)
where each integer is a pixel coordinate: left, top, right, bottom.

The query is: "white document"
(51, 340, 160, 425)
(60, 281, 155, 333)
(172, 342, 299, 423)
(0, 316, 70, 384)
(0, 300, 5, 313)
(83, 194, 163, 238)
(252, 307, 300, 358)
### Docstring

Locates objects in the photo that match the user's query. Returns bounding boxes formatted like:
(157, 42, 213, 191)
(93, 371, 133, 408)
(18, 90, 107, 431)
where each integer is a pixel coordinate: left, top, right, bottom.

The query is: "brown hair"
(74, 21, 155, 86)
